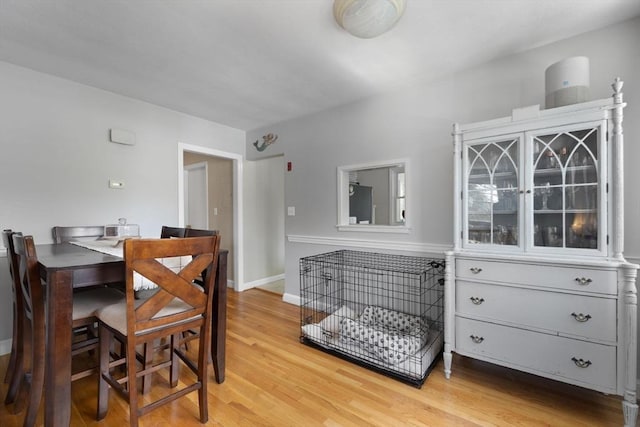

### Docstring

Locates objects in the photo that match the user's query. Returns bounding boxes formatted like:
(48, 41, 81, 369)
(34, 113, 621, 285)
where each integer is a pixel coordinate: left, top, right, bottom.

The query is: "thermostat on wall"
(109, 128, 136, 146)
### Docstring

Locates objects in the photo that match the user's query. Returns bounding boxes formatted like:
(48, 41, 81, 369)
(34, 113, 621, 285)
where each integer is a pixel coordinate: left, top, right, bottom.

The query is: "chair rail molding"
(287, 234, 450, 255)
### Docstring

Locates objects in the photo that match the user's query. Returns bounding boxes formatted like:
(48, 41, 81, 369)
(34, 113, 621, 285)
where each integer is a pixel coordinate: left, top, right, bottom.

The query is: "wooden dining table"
(36, 242, 228, 427)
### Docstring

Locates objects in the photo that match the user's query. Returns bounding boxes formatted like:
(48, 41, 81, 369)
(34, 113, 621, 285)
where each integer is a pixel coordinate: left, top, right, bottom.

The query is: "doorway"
(184, 161, 209, 229)
(178, 143, 243, 291)
(244, 155, 285, 294)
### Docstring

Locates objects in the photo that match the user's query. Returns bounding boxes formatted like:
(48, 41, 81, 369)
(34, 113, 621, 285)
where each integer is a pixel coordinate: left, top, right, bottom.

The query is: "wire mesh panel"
(300, 250, 445, 386)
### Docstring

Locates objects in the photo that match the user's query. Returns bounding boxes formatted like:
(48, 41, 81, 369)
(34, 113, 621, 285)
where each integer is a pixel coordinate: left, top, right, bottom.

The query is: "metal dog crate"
(299, 250, 445, 386)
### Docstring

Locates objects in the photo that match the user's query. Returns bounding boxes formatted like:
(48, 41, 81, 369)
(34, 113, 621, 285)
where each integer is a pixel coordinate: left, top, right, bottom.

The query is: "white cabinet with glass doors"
(463, 120, 607, 257)
(445, 79, 638, 427)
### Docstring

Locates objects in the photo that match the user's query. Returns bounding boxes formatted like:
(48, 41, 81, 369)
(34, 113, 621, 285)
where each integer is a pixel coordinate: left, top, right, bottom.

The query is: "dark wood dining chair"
(10, 234, 125, 427)
(184, 228, 218, 287)
(160, 225, 187, 239)
(52, 225, 105, 243)
(2, 230, 25, 410)
(96, 236, 220, 427)
(139, 226, 217, 392)
(184, 227, 218, 238)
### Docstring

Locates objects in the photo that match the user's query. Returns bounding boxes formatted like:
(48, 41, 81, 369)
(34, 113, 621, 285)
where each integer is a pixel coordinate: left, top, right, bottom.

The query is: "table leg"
(45, 269, 73, 427)
(211, 251, 227, 383)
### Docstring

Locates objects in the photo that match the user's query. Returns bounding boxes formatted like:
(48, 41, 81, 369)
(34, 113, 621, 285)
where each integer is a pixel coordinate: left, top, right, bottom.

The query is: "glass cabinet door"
(464, 137, 520, 248)
(530, 123, 603, 251)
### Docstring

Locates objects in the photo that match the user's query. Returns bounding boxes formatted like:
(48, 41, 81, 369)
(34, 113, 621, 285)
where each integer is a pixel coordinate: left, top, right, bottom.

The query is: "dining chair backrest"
(184, 227, 218, 237)
(160, 226, 187, 239)
(184, 228, 218, 286)
(2, 229, 24, 400)
(13, 235, 45, 329)
(12, 234, 46, 427)
(124, 236, 220, 337)
(52, 225, 104, 243)
(2, 229, 22, 307)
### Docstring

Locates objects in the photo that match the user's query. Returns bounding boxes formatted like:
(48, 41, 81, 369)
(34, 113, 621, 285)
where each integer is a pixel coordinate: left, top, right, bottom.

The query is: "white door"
(184, 162, 209, 229)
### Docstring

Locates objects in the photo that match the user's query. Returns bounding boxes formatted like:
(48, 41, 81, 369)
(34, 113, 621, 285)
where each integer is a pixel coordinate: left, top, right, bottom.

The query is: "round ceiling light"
(333, 0, 406, 39)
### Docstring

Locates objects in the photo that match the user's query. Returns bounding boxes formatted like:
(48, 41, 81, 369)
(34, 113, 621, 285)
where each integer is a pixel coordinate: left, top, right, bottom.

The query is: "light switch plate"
(287, 206, 295, 216)
(109, 180, 125, 189)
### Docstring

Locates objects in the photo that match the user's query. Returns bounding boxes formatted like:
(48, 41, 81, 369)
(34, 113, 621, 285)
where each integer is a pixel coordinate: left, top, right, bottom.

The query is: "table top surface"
(36, 242, 124, 270)
(36, 242, 229, 271)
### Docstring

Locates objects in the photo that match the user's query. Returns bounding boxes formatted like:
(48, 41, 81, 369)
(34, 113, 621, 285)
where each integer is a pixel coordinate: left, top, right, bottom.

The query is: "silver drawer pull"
(470, 297, 485, 305)
(574, 277, 593, 285)
(571, 357, 592, 368)
(470, 267, 483, 274)
(571, 312, 592, 322)
(469, 335, 484, 344)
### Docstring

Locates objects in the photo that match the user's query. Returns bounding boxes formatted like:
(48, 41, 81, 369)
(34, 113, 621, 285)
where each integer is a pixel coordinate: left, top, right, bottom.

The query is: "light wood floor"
(255, 279, 284, 295)
(0, 288, 628, 426)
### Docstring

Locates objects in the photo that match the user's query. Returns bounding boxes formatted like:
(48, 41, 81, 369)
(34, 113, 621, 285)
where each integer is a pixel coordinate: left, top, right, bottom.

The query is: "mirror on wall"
(337, 159, 409, 232)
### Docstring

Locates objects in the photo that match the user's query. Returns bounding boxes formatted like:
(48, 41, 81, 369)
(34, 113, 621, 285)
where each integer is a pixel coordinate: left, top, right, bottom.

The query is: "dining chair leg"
(141, 341, 153, 395)
(23, 351, 44, 427)
(170, 333, 180, 388)
(199, 381, 207, 423)
(97, 323, 111, 421)
(3, 356, 23, 407)
(3, 338, 24, 407)
(127, 340, 140, 427)
(4, 307, 18, 384)
(4, 307, 26, 407)
(11, 315, 33, 414)
(198, 327, 208, 423)
(23, 313, 45, 427)
(182, 330, 190, 351)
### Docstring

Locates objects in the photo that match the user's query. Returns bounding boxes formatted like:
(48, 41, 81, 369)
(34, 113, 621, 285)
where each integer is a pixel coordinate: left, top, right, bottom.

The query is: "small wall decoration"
(253, 133, 278, 152)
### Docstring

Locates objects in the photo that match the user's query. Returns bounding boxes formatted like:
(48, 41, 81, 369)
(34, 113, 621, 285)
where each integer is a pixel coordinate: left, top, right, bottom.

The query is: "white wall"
(0, 60, 245, 346)
(243, 155, 285, 287)
(246, 18, 640, 303)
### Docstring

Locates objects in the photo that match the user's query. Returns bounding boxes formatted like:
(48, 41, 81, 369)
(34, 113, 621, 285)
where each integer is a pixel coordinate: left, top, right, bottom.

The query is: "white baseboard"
(239, 273, 284, 292)
(0, 338, 11, 356)
(282, 292, 300, 306)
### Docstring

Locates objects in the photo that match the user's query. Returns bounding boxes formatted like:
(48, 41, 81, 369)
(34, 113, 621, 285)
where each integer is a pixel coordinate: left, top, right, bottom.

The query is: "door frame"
(178, 143, 244, 291)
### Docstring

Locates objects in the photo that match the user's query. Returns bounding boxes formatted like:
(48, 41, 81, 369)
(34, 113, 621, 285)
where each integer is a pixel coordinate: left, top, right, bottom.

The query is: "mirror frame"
(336, 158, 410, 233)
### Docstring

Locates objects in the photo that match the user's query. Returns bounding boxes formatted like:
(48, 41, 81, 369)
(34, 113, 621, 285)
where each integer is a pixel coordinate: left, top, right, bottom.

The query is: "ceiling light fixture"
(333, 0, 406, 39)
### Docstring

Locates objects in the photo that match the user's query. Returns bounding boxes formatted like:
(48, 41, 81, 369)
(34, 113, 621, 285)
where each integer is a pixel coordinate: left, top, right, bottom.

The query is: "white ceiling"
(1, 0, 638, 131)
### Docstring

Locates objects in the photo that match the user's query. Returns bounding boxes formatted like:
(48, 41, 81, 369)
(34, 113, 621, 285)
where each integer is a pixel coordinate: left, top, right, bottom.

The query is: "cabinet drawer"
(456, 259, 617, 295)
(456, 281, 616, 342)
(455, 317, 616, 391)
